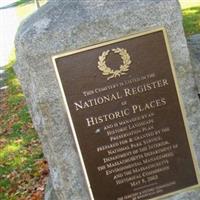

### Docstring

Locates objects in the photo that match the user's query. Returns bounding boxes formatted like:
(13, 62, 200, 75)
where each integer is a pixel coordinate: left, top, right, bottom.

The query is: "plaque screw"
(95, 129, 101, 134)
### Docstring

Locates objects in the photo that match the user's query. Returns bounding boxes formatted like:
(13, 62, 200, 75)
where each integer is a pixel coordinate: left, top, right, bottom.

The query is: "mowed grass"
(179, 0, 200, 9)
(182, 6, 200, 35)
(0, 53, 48, 200)
(179, 0, 200, 35)
(16, 0, 47, 19)
(0, 1, 199, 200)
(0, 1, 47, 199)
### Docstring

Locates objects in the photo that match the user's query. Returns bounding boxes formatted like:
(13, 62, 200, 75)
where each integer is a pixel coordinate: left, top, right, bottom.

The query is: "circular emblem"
(97, 48, 131, 80)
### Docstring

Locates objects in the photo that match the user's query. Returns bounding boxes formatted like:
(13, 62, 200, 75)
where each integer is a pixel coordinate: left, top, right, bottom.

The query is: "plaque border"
(52, 27, 200, 200)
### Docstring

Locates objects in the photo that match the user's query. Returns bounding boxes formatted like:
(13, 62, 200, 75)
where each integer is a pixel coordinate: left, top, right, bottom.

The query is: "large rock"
(187, 34, 200, 95)
(14, 0, 200, 199)
(44, 176, 58, 200)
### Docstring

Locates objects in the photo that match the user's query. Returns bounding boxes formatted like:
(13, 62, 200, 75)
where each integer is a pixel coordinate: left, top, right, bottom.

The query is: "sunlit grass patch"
(0, 143, 21, 157)
(16, 0, 47, 19)
(5, 59, 21, 95)
(8, 93, 24, 106)
(179, 0, 200, 9)
(0, 55, 47, 200)
(182, 6, 200, 35)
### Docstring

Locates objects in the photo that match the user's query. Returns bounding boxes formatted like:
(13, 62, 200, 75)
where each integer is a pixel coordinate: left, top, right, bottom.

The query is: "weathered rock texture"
(14, 0, 200, 199)
(187, 34, 200, 95)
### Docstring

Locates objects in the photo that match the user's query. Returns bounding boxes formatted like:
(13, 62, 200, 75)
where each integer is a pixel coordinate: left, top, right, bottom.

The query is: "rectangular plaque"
(52, 28, 200, 200)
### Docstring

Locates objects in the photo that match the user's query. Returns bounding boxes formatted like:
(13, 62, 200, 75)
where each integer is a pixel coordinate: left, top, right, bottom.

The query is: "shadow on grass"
(0, 0, 32, 10)
(182, 6, 200, 35)
(0, 54, 46, 200)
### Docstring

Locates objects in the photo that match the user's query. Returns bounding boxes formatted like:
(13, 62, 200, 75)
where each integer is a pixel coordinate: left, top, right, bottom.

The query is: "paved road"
(0, 0, 21, 90)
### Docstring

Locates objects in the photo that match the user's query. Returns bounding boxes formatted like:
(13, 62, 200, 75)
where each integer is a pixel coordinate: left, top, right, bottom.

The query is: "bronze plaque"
(52, 28, 200, 200)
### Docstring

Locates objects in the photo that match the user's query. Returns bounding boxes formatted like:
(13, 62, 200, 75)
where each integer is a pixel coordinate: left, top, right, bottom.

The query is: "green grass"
(0, 1, 199, 199)
(182, 6, 200, 35)
(179, 0, 200, 35)
(179, 0, 200, 9)
(0, 53, 45, 200)
(16, 0, 47, 19)
(0, 2, 49, 199)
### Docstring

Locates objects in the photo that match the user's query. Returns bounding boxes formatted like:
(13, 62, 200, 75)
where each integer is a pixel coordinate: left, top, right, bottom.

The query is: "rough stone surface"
(14, 0, 200, 199)
(187, 34, 200, 95)
(44, 177, 58, 200)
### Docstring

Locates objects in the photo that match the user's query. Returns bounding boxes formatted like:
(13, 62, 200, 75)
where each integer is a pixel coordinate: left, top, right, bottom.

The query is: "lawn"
(0, 52, 48, 200)
(182, 6, 200, 35)
(179, 0, 200, 9)
(0, 1, 48, 199)
(179, 0, 200, 35)
(16, 0, 47, 19)
(0, 1, 199, 200)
